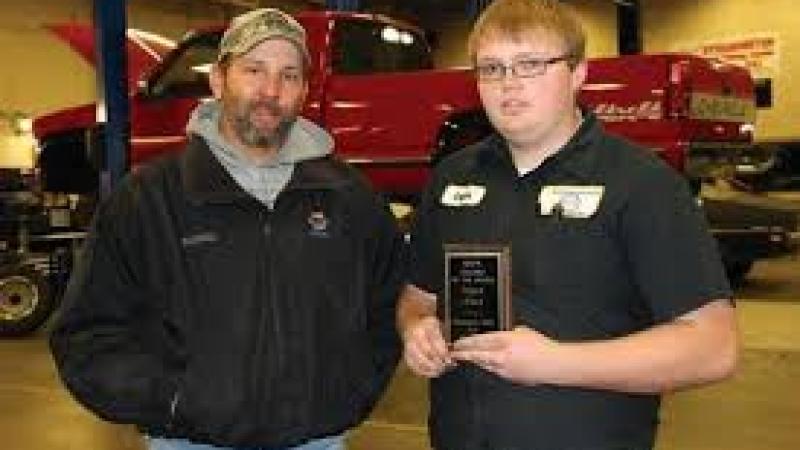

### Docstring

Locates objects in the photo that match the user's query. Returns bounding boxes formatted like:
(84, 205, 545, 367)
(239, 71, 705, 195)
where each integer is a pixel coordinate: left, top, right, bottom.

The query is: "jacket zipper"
(254, 205, 280, 426)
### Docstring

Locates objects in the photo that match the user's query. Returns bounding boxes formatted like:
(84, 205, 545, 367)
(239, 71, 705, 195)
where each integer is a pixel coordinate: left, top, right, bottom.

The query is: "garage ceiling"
(171, 0, 635, 28)
(206, 0, 628, 14)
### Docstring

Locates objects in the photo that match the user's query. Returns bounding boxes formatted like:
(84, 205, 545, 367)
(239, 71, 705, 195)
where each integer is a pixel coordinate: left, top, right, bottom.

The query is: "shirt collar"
(479, 110, 604, 182)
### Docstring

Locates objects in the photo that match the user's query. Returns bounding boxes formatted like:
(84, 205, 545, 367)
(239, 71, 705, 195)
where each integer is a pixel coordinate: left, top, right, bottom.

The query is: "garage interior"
(2, 0, 800, 449)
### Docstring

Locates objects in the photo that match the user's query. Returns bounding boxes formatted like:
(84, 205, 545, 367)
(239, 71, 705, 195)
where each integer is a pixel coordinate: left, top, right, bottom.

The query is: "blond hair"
(468, 0, 586, 68)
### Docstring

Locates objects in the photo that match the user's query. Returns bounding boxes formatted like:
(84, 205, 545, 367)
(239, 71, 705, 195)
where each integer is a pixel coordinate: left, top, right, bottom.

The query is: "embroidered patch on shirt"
(440, 184, 486, 207)
(539, 185, 604, 218)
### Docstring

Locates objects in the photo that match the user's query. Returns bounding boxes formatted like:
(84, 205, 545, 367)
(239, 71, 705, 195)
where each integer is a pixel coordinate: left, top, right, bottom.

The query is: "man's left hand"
(450, 326, 560, 385)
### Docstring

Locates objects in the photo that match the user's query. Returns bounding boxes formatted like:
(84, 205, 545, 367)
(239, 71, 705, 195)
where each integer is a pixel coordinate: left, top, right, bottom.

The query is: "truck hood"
(46, 23, 175, 91)
(32, 103, 97, 139)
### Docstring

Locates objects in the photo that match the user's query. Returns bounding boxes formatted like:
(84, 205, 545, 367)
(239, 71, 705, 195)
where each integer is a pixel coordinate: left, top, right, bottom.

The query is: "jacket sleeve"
(360, 189, 405, 404)
(49, 182, 176, 430)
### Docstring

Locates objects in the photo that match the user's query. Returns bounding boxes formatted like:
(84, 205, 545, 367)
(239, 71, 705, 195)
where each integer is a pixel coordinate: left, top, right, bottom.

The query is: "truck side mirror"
(135, 78, 151, 98)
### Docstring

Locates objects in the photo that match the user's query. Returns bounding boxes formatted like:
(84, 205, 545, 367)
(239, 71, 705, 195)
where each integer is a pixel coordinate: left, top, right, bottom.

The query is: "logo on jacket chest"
(307, 208, 331, 237)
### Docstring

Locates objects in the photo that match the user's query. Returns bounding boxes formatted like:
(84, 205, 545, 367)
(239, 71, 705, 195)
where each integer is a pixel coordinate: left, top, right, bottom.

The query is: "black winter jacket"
(50, 137, 404, 448)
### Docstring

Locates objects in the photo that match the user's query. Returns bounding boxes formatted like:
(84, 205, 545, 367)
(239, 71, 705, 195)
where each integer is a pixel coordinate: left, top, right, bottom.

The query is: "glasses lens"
(514, 60, 545, 78)
(476, 63, 504, 81)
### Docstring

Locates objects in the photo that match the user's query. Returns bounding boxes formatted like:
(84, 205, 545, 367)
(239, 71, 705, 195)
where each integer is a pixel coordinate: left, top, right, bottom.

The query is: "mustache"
(247, 99, 284, 115)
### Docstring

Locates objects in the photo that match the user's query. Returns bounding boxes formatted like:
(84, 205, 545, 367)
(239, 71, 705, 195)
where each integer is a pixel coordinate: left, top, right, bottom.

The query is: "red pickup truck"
(2, 10, 794, 336)
(34, 11, 772, 194)
(33, 10, 799, 271)
(35, 11, 481, 199)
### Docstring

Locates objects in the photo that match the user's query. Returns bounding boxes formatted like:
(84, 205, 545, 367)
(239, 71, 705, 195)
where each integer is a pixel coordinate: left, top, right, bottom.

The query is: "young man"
(50, 9, 405, 450)
(398, 1, 739, 449)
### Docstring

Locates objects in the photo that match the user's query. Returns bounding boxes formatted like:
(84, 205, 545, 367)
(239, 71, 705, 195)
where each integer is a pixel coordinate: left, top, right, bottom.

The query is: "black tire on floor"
(0, 264, 53, 337)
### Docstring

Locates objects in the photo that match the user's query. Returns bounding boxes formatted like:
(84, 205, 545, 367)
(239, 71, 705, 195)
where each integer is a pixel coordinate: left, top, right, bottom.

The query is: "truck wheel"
(723, 259, 754, 288)
(0, 264, 53, 337)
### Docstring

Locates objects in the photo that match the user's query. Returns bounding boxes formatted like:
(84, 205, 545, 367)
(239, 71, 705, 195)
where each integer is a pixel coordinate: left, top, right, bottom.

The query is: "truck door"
(321, 18, 440, 194)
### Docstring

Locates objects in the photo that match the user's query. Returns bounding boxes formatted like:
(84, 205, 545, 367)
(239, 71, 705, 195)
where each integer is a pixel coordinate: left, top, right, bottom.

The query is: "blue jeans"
(147, 434, 345, 450)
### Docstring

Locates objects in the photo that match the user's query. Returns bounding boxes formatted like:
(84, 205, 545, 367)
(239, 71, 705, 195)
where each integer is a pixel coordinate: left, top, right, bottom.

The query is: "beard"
(224, 95, 299, 149)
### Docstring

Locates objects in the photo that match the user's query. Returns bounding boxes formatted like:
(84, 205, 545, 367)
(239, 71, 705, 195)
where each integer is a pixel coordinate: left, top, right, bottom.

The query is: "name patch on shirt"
(181, 231, 220, 247)
(539, 185, 604, 218)
(440, 184, 486, 207)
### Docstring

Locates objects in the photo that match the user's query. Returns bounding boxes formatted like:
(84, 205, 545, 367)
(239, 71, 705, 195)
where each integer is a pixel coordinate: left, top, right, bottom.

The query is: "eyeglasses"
(474, 55, 573, 82)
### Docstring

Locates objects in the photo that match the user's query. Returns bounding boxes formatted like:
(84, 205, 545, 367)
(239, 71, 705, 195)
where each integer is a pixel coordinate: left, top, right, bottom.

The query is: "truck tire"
(0, 264, 53, 337)
(723, 259, 754, 288)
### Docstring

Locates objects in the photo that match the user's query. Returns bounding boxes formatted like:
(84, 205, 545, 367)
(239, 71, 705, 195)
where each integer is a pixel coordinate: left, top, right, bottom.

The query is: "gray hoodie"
(186, 100, 334, 209)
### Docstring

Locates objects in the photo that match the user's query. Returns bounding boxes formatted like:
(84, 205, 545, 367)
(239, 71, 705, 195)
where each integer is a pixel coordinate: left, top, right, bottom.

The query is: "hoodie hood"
(185, 100, 334, 208)
(186, 100, 333, 166)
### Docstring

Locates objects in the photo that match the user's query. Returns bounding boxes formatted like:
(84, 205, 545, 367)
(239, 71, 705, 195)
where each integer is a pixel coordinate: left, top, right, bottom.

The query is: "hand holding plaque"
(443, 243, 512, 342)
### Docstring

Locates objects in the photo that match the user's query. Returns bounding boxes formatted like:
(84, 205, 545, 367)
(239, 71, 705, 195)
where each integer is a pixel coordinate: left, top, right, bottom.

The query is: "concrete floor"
(1, 253, 799, 450)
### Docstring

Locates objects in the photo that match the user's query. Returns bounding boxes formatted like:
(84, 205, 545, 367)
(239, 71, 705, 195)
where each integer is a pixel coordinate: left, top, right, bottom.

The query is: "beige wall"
(0, 0, 235, 122)
(642, 0, 799, 141)
(569, 0, 618, 59)
(0, 0, 95, 119)
(432, 0, 618, 68)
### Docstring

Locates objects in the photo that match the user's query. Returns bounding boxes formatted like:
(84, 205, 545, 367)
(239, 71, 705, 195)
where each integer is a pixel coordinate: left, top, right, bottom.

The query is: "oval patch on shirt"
(539, 185, 604, 218)
(441, 184, 486, 207)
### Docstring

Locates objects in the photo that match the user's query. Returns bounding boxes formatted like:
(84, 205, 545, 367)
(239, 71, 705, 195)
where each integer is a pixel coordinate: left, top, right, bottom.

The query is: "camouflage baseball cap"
(218, 8, 309, 63)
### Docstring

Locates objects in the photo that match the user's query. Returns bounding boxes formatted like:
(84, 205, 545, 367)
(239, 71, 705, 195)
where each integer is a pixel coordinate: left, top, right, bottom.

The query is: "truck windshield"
(146, 32, 221, 99)
(332, 19, 432, 75)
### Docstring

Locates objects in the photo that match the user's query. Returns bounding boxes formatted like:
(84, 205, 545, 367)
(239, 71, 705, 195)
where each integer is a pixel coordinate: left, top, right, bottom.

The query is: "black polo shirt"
(409, 113, 732, 450)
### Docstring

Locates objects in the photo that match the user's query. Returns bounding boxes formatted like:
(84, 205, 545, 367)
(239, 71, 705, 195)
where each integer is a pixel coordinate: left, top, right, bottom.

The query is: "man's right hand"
(401, 314, 453, 378)
(397, 284, 453, 378)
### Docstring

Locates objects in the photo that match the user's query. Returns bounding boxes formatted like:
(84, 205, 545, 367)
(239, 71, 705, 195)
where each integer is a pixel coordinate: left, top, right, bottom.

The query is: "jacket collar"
(180, 135, 249, 205)
(180, 136, 352, 205)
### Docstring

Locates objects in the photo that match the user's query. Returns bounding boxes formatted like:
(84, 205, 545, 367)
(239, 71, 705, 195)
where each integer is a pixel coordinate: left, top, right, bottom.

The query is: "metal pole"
(468, 0, 493, 19)
(93, 0, 130, 199)
(326, 0, 360, 11)
(617, 0, 642, 55)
